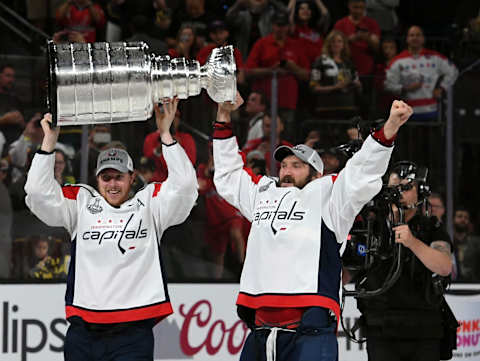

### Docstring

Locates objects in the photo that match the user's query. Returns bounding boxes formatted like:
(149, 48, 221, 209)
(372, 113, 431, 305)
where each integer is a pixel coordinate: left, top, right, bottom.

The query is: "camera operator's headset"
(389, 161, 431, 208)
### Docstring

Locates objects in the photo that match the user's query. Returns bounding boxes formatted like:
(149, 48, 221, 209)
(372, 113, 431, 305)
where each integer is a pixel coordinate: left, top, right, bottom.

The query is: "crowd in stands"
(1, 0, 480, 281)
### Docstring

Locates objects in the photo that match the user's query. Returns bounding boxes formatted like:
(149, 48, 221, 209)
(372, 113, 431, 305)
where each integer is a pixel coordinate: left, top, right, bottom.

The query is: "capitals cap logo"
(108, 150, 117, 157)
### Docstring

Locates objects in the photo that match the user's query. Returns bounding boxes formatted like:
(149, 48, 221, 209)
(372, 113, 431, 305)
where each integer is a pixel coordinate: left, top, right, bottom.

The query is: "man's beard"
(278, 174, 314, 189)
(454, 223, 468, 234)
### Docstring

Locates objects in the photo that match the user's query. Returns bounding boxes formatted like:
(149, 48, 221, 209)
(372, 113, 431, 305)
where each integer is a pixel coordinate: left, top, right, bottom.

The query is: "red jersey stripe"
(243, 167, 263, 184)
(213, 128, 234, 139)
(406, 98, 437, 107)
(372, 127, 396, 146)
(152, 183, 162, 198)
(236, 293, 340, 327)
(65, 302, 173, 323)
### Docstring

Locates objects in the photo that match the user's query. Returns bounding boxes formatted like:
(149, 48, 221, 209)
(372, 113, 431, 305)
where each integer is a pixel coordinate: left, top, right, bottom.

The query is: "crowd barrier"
(1, 283, 479, 361)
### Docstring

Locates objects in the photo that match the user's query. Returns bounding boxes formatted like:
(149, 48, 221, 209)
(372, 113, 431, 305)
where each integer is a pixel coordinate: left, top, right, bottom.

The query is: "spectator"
(464, 231, 480, 282)
(104, 0, 159, 41)
(304, 129, 345, 174)
(28, 237, 49, 276)
(246, 11, 310, 142)
(0, 64, 24, 146)
(143, 104, 196, 182)
(246, 154, 267, 176)
(73, 124, 111, 186)
(241, 91, 268, 147)
(28, 236, 49, 277)
(366, 0, 399, 34)
(226, 0, 287, 61)
(0, 158, 12, 278)
(288, 0, 330, 63)
(346, 123, 361, 140)
(318, 147, 344, 174)
(8, 113, 44, 184)
(309, 30, 362, 119)
(0, 130, 5, 156)
(168, 24, 198, 60)
(334, 0, 380, 76)
(132, 156, 156, 194)
(26, 0, 64, 33)
(452, 207, 480, 281)
(196, 19, 245, 88)
(52, 29, 87, 44)
(53, 148, 75, 185)
(152, 0, 173, 39)
(55, 0, 106, 43)
(167, 0, 216, 51)
(25, 235, 70, 280)
(373, 37, 398, 117)
(384, 25, 459, 120)
(126, 15, 168, 55)
(242, 111, 292, 173)
(428, 192, 445, 224)
(197, 149, 248, 279)
(303, 128, 321, 148)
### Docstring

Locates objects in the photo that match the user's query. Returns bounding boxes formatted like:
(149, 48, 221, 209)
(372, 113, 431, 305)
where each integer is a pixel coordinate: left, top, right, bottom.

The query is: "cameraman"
(357, 162, 452, 361)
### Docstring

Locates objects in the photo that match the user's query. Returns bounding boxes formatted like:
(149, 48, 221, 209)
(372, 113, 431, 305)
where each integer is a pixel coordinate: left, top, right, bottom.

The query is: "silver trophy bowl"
(47, 41, 237, 126)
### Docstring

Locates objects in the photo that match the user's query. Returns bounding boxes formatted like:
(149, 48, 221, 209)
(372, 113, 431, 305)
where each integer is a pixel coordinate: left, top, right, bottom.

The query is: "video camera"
(336, 117, 432, 298)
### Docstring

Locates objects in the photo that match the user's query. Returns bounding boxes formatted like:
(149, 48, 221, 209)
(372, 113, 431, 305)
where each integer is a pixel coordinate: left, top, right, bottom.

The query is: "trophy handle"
(47, 40, 58, 127)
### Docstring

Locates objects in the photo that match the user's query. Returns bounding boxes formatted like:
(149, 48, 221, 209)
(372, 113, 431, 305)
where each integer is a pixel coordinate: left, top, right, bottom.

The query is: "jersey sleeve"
(213, 124, 262, 222)
(24, 152, 78, 235)
(151, 142, 198, 229)
(328, 133, 394, 243)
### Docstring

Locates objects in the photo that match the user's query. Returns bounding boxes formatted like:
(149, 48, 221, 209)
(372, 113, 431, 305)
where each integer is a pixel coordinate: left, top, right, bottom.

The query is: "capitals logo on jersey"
(253, 192, 306, 235)
(82, 214, 148, 254)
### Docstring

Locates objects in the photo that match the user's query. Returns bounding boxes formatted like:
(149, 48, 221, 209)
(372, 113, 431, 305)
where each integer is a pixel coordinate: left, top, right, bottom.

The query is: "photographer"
(356, 161, 453, 361)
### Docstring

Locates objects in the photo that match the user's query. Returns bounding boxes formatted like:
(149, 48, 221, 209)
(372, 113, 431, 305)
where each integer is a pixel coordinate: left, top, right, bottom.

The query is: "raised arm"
(24, 113, 77, 233)
(151, 99, 198, 229)
(328, 100, 413, 242)
(213, 93, 262, 221)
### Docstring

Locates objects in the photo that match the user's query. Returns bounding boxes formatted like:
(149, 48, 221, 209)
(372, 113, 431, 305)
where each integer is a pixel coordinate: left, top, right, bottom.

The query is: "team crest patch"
(87, 198, 103, 214)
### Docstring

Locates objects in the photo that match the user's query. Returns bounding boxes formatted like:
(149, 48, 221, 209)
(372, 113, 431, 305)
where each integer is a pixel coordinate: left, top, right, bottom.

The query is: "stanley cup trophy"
(47, 41, 237, 126)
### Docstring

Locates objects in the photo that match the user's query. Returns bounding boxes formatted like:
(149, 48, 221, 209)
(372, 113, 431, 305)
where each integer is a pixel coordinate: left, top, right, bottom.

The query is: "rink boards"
(0, 283, 479, 361)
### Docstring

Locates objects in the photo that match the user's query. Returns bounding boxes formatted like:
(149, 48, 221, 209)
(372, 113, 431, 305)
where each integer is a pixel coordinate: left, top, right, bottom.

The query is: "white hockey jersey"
(213, 125, 393, 322)
(25, 143, 198, 324)
(385, 49, 458, 117)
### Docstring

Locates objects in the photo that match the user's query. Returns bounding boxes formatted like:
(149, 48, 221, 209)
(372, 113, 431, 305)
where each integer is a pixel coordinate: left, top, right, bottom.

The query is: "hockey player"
(24, 98, 198, 361)
(212, 92, 413, 361)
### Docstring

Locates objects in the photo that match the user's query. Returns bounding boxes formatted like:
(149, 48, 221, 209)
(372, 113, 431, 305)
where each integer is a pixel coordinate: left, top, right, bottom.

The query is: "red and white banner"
(0, 284, 479, 361)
